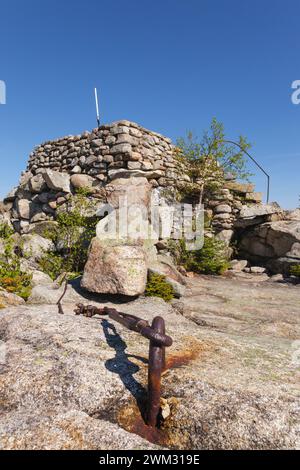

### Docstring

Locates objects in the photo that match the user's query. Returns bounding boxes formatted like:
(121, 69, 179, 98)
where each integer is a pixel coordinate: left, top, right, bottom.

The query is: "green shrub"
(179, 237, 230, 275)
(40, 188, 99, 278)
(0, 222, 14, 239)
(145, 273, 175, 303)
(38, 252, 65, 281)
(0, 233, 32, 300)
(0, 272, 32, 300)
(290, 265, 300, 277)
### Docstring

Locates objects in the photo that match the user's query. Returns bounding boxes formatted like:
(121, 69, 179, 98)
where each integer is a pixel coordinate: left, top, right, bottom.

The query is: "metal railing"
(221, 139, 271, 204)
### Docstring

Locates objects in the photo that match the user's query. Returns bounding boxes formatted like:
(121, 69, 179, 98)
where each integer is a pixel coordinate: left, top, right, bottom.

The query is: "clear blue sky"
(1, 0, 300, 208)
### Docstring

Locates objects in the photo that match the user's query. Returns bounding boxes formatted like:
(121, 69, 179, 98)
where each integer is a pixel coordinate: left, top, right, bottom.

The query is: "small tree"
(176, 118, 251, 204)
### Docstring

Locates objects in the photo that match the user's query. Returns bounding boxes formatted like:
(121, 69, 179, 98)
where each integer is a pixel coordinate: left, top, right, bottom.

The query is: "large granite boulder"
(81, 238, 147, 296)
(235, 204, 280, 229)
(239, 220, 300, 274)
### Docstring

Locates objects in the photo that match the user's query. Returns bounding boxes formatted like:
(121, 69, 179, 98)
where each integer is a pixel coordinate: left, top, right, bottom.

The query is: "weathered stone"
(43, 170, 71, 193)
(110, 143, 132, 155)
(141, 161, 154, 171)
(30, 212, 48, 223)
(81, 238, 147, 296)
(0, 288, 25, 309)
(0, 301, 168, 450)
(213, 213, 231, 220)
(21, 234, 54, 261)
(239, 220, 300, 274)
(102, 155, 114, 163)
(127, 161, 142, 170)
(110, 125, 130, 135)
(90, 139, 103, 147)
(27, 221, 58, 236)
(131, 152, 142, 161)
(16, 199, 31, 219)
(71, 165, 82, 174)
(239, 204, 278, 220)
(108, 169, 164, 180)
(214, 204, 232, 214)
(216, 230, 234, 244)
(148, 254, 187, 287)
(245, 192, 263, 203)
(31, 270, 54, 287)
(236, 204, 279, 228)
(19, 171, 33, 186)
(230, 259, 248, 272)
(29, 174, 47, 193)
(70, 174, 97, 190)
(250, 266, 266, 274)
(85, 155, 98, 166)
(285, 209, 300, 221)
(225, 182, 255, 193)
(48, 201, 57, 210)
(116, 134, 139, 146)
(28, 283, 82, 305)
(106, 177, 151, 210)
(268, 273, 284, 282)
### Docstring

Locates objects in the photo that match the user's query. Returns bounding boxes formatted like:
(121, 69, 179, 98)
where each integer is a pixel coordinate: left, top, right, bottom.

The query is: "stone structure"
(26, 120, 186, 183)
(8, 119, 300, 280)
(1, 120, 262, 241)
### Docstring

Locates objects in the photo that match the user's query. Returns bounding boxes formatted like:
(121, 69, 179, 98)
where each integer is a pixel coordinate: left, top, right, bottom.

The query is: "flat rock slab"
(0, 276, 299, 450)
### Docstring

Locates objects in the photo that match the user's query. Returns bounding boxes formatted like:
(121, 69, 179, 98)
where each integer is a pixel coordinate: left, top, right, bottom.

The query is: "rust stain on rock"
(118, 396, 183, 448)
(165, 337, 212, 371)
(118, 338, 215, 447)
(118, 401, 168, 447)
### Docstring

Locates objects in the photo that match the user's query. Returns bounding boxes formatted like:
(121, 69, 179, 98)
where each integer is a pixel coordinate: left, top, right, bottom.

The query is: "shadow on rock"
(70, 277, 139, 305)
(101, 319, 148, 420)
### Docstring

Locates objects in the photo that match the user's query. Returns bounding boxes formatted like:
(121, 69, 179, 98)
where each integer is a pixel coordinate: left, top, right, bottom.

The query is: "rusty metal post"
(74, 304, 172, 428)
(147, 316, 165, 427)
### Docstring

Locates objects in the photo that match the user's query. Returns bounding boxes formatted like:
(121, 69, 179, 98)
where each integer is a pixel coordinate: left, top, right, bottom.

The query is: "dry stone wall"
(1, 120, 263, 240)
(26, 120, 189, 186)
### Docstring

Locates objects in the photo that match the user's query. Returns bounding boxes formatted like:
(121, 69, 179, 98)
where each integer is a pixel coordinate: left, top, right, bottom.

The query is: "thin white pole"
(94, 87, 100, 127)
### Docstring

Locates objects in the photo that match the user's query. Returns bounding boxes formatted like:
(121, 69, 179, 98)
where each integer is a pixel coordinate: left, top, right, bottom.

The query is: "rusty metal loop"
(75, 304, 173, 347)
(74, 303, 173, 428)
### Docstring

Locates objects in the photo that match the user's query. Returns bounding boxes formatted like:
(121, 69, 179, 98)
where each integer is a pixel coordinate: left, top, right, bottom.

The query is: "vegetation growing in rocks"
(176, 118, 252, 204)
(0, 222, 14, 239)
(145, 273, 175, 302)
(175, 237, 230, 275)
(38, 253, 64, 281)
(39, 188, 99, 279)
(0, 234, 32, 300)
(290, 265, 300, 277)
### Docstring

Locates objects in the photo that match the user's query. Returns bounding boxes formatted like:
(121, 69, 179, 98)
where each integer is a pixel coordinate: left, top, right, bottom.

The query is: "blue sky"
(0, 0, 300, 208)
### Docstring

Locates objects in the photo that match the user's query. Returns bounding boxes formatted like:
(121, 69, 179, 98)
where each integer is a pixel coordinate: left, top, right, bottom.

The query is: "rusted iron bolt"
(147, 316, 166, 427)
(74, 305, 173, 428)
